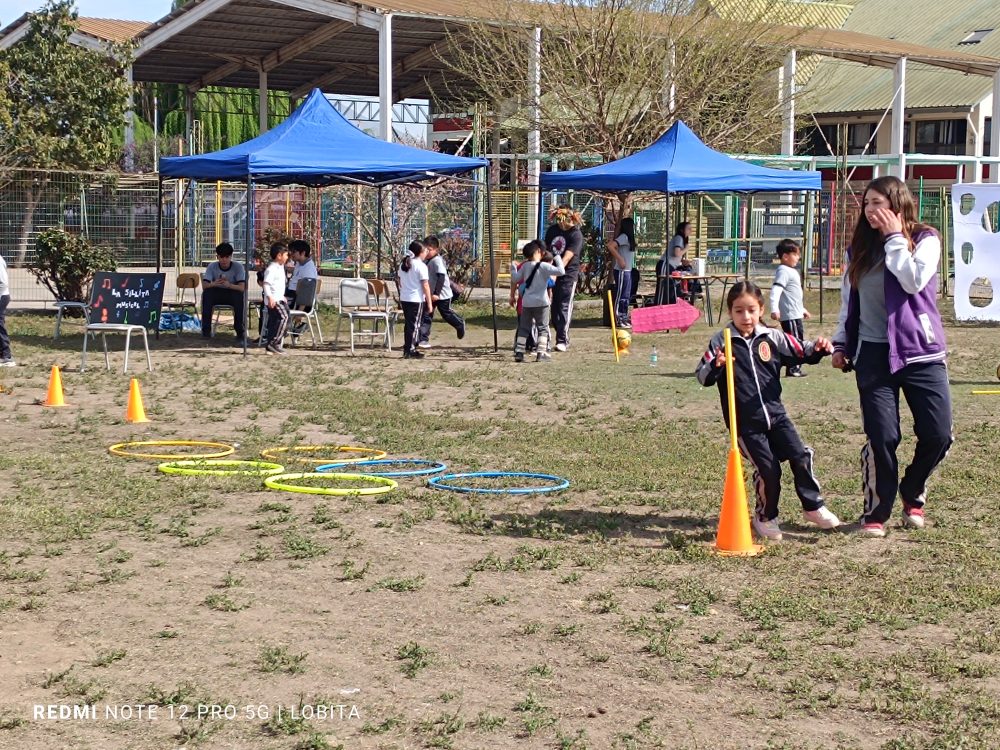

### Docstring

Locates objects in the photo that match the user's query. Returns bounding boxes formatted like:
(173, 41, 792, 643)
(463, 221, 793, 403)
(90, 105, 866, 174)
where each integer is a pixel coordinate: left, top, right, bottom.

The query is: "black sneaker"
(266, 343, 286, 356)
(457, 324, 466, 340)
(405, 350, 425, 359)
(514, 352, 524, 363)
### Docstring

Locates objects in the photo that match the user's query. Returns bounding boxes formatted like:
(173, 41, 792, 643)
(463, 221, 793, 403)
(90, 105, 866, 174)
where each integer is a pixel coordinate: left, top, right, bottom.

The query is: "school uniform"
(262, 261, 289, 347)
(286, 257, 318, 308)
(398, 256, 430, 355)
(697, 323, 829, 522)
(612, 233, 634, 327)
(418, 254, 465, 344)
(771, 263, 805, 375)
(511, 256, 564, 359)
(833, 229, 953, 525)
(0, 255, 13, 364)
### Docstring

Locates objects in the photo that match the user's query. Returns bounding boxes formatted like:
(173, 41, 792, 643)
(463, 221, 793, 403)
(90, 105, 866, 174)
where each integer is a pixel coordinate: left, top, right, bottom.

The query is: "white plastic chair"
(334, 277, 391, 353)
(286, 277, 324, 349)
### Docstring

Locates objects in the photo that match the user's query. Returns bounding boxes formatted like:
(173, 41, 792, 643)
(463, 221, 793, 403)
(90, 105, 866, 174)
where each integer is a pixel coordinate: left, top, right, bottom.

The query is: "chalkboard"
(89, 272, 166, 328)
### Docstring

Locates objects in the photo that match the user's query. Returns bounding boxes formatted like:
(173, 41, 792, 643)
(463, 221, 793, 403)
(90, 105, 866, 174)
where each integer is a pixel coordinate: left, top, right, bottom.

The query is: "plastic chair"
(54, 301, 91, 339)
(162, 272, 201, 315)
(286, 277, 324, 349)
(368, 278, 401, 343)
(334, 277, 391, 353)
(211, 305, 240, 336)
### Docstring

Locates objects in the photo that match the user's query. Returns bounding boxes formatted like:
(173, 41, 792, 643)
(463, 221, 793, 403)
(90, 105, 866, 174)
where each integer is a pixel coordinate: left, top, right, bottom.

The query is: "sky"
(1, 0, 172, 25)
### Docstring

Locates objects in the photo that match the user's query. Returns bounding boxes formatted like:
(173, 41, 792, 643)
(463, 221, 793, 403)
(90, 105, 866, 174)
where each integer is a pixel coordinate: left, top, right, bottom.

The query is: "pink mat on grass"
(630, 300, 701, 333)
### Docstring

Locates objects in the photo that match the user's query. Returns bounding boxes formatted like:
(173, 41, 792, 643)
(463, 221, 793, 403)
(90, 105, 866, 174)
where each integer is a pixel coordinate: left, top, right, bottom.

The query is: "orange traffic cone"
(713, 327, 762, 556)
(44, 366, 66, 407)
(125, 378, 150, 423)
(714, 449, 762, 556)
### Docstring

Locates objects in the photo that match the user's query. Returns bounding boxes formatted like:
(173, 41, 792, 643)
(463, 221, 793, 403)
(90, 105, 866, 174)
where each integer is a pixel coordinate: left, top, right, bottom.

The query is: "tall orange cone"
(715, 328, 763, 556)
(125, 378, 150, 423)
(44, 366, 66, 407)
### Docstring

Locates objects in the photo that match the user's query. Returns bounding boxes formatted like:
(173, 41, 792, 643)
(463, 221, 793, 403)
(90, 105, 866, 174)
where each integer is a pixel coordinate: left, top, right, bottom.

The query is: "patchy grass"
(2, 300, 1000, 748)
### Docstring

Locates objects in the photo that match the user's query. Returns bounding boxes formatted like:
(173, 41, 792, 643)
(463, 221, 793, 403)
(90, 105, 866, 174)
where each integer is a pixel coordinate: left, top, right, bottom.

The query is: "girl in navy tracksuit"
(697, 281, 840, 541)
(832, 176, 952, 537)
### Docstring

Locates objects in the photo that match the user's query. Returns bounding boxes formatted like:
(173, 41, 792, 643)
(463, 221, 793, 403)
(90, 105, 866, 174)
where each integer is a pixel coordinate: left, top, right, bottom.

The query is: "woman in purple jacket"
(832, 176, 952, 538)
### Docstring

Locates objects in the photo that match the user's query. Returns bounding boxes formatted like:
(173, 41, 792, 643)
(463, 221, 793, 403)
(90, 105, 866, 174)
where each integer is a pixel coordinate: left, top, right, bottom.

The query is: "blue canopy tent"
(538, 120, 822, 293)
(538, 120, 821, 193)
(157, 89, 496, 351)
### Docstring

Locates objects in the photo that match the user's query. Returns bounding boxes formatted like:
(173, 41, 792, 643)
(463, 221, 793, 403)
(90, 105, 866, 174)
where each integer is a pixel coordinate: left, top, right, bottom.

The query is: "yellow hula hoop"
(259, 445, 388, 464)
(157, 460, 285, 477)
(108, 440, 236, 461)
(264, 472, 397, 496)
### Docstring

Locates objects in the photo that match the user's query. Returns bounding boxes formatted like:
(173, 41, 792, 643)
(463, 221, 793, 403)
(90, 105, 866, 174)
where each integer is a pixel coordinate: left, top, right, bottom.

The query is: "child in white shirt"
(262, 243, 290, 355)
(397, 240, 433, 359)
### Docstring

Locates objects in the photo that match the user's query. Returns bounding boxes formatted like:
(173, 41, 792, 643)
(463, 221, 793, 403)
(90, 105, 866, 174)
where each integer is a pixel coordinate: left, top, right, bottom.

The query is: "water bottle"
(650, 345, 659, 367)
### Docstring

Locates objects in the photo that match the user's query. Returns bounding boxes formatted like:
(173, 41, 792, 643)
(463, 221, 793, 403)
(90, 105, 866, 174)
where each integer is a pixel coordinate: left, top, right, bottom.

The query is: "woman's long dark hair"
(619, 217, 636, 254)
(674, 221, 690, 248)
(401, 240, 423, 272)
(848, 176, 931, 287)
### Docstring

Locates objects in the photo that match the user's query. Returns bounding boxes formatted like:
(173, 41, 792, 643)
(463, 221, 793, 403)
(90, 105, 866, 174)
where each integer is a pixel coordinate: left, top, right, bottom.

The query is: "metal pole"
(156, 176, 164, 340)
(376, 186, 384, 278)
(243, 176, 253, 356)
(485, 171, 499, 352)
(743, 194, 753, 280)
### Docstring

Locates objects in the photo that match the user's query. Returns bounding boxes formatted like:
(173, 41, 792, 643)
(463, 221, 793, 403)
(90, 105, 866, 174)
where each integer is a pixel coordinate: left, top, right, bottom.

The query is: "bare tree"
(437, 0, 810, 162)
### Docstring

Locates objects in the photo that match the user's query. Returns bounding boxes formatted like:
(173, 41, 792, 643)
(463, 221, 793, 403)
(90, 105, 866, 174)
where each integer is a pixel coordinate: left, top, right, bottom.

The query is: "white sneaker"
(554, 343, 568, 352)
(752, 516, 783, 541)
(417, 341, 432, 349)
(0, 358, 15, 368)
(803, 506, 841, 529)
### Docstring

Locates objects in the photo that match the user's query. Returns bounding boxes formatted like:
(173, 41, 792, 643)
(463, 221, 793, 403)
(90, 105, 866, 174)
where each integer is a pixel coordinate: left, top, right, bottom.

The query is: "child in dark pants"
(262, 243, 290, 355)
(770, 239, 811, 377)
(697, 281, 840, 542)
(0, 253, 14, 367)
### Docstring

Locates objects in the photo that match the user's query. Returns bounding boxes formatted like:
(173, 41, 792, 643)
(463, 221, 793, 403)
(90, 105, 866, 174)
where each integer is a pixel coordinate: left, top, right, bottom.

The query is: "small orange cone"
(125, 378, 150, 423)
(44, 366, 66, 407)
(713, 327, 762, 556)
(715, 449, 762, 556)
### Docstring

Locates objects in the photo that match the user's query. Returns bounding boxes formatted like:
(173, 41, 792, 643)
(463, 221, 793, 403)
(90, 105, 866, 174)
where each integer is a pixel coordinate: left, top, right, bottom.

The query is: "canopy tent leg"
(743, 194, 753, 280)
(486, 171, 499, 352)
(243, 177, 253, 356)
(376, 186, 384, 278)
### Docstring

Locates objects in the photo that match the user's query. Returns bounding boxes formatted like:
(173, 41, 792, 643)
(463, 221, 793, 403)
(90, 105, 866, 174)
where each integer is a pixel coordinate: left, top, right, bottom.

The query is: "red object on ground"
(630, 300, 701, 333)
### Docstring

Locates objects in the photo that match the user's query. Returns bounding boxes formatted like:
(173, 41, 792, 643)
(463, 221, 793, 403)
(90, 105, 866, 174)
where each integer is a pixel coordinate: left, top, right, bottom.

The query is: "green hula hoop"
(109, 440, 236, 460)
(260, 445, 388, 464)
(264, 472, 398, 496)
(157, 460, 285, 477)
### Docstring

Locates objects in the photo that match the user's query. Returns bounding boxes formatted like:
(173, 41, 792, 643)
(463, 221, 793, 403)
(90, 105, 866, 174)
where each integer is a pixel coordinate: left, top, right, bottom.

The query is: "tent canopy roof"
(538, 121, 822, 193)
(158, 88, 487, 186)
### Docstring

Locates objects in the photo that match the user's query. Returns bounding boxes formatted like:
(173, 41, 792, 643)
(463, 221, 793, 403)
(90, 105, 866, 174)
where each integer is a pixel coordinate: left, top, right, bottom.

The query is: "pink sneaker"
(859, 522, 886, 538)
(902, 505, 925, 529)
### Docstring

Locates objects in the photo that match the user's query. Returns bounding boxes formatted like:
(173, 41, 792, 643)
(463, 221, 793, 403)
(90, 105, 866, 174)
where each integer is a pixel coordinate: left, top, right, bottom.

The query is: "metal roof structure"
(805, 0, 1000, 113)
(121, 0, 1000, 103)
(0, 15, 148, 50)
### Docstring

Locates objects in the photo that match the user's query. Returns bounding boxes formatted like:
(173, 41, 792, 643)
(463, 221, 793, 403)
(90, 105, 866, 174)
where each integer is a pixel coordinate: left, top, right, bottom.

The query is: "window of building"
(913, 119, 967, 155)
(986, 117, 993, 157)
(800, 122, 876, 156)
(959, 29, 993, 45)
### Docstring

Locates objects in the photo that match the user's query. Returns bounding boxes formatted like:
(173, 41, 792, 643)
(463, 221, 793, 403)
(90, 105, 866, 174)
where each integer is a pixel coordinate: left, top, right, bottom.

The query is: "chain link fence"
(1, 168, 960, 306)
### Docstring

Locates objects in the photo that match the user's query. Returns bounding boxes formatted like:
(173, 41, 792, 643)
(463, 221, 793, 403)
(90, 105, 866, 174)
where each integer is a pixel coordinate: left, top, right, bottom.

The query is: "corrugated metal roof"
(77, 18, 149, 42)
(128, 0, 1000, 100)
(710, 0, 854, 29)
(805, 0, 1000, 113)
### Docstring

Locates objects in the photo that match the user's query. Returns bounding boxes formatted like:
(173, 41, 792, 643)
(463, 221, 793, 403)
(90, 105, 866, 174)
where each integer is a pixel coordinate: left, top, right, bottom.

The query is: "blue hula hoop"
(427, 471, 570, 495)
(315, 458, 448, 478)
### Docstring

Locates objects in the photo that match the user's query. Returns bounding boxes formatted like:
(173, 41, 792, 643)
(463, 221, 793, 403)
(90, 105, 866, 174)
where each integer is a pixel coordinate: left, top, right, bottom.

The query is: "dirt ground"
(2, 294, 1000, 750)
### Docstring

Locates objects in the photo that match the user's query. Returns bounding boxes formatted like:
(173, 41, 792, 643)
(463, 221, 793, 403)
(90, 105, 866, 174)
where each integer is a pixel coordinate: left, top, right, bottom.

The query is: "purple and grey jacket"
(832, 229, 947, 373)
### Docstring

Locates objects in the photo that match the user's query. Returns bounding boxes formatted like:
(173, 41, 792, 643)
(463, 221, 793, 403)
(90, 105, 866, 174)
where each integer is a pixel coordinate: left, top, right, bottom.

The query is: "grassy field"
(1, 291, 999, 750)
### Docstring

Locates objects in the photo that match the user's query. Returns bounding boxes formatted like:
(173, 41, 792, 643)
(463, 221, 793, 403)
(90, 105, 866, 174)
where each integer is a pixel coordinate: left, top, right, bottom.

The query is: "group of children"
(256, 238, 318, 355)
(397, 235, 465, 359)
(697, 176, 951, 542)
